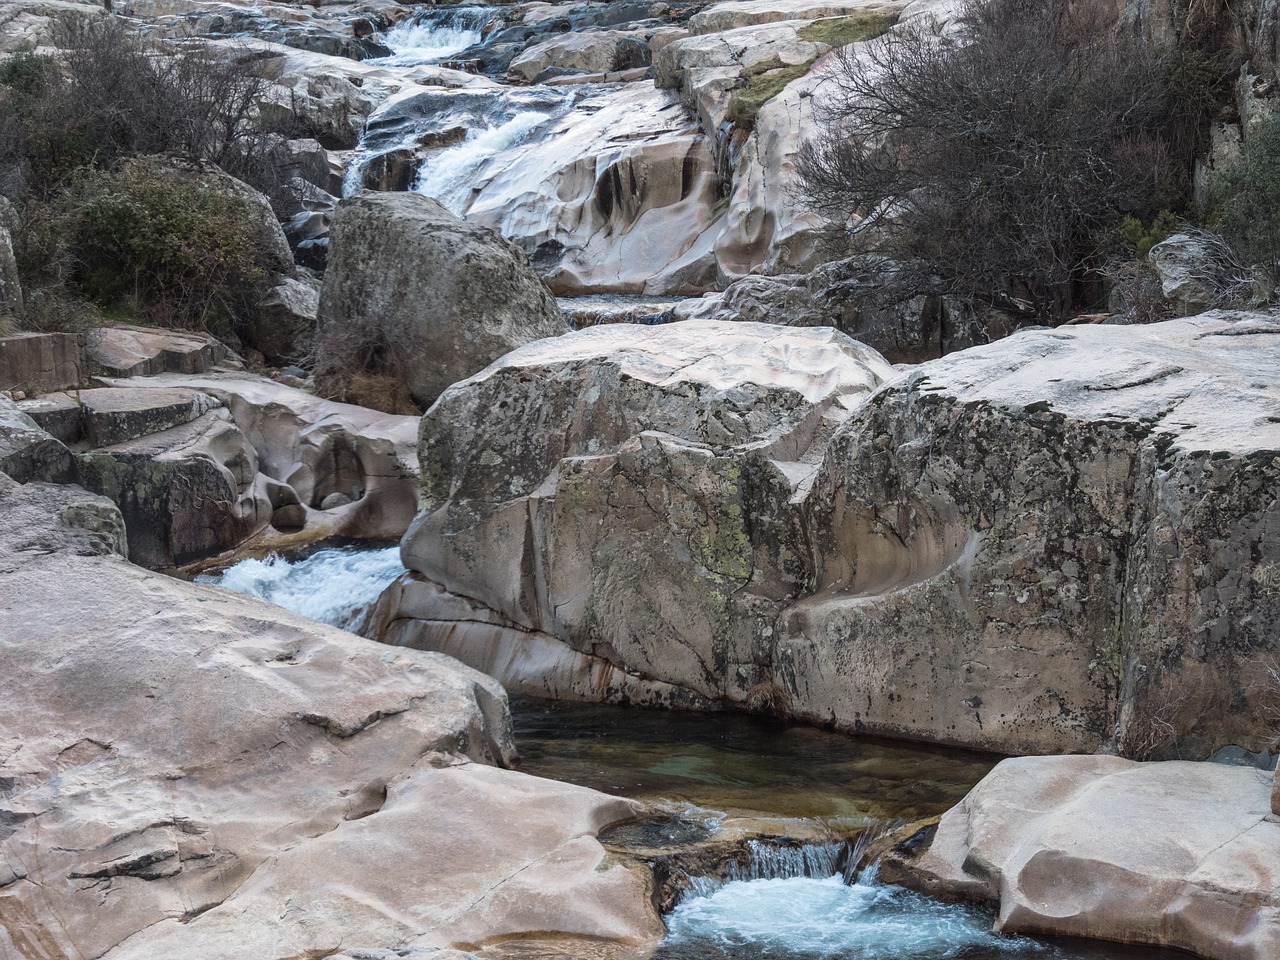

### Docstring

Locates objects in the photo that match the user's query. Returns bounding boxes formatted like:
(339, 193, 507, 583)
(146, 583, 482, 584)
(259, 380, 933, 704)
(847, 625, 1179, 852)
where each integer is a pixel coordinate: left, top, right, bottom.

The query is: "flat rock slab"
(86, 324, 231, 378)
(0, 477, 662, 960)
(77, 386, 222, 447)
(882, 755, 1280, 960)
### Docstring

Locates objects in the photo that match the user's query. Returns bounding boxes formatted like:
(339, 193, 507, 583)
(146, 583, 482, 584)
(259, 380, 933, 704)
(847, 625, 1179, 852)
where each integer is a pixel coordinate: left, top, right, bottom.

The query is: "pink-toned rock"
(0, 476, 663, 960)
(882, 754, 1280, 960)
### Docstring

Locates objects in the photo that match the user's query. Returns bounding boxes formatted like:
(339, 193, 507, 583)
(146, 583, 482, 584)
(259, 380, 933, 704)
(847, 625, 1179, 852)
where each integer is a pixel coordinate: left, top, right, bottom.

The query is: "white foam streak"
(197, 546, 404, 630)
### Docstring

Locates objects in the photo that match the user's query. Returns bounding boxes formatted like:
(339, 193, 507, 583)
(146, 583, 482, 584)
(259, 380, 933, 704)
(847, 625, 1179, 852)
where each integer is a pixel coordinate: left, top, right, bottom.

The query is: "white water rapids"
(368, 7, 497, 66)
(196, 545, 404, 630)
(666, 843, 1056, 960)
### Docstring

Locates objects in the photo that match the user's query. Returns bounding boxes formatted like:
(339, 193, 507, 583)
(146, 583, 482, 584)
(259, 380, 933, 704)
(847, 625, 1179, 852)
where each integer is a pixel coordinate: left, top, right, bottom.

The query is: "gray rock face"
(676, 256, 1012, 363)
(380, 320, 895, 706)
(1147, 232, 1247, 315)
(248, 273, 320, 364)
(379, 312, 1280, 757)
(85, 324, 231, 378)
(881, 755, 1280, 960)
(317, 191, 565, 408)
(0, 331, 85, 393)
(0, 395, 73, 484)
(0, 473, 660, 959)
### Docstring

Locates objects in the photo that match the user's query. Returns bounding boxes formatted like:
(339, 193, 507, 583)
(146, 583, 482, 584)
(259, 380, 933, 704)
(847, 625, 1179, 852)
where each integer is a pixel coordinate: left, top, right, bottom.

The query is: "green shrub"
(1117, 210, 1180, 258)
(41, 164, 272, 333)
(1202, 113, 1280, 277)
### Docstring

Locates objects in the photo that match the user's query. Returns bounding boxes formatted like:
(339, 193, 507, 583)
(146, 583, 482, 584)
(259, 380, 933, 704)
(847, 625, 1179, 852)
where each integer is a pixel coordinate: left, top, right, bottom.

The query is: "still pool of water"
(511, 697, 1194, 960)
(511, 696, 1001, 822)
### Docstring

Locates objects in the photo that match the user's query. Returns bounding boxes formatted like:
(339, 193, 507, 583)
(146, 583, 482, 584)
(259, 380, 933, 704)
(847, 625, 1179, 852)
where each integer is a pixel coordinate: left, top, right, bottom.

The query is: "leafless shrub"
(795, 0, 1229, 325)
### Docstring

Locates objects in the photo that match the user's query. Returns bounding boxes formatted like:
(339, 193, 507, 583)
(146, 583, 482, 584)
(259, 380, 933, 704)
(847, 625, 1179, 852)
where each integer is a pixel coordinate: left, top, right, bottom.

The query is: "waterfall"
(413, 108, 559, 214)
(369, 7, 500, 67)
(196, 545, 405, 631)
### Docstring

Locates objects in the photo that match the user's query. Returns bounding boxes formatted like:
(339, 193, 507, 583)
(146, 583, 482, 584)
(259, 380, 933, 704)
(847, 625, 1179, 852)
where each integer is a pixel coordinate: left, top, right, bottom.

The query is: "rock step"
(70, 387, 223, 448)
(0, 331, 85, 394)
(86, 324, 231, 378)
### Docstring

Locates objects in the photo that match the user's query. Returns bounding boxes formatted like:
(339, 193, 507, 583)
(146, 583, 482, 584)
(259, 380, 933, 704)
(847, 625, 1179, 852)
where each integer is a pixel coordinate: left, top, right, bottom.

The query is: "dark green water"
(509, 697, 1194, 960)
(511, 696, 1002, 822)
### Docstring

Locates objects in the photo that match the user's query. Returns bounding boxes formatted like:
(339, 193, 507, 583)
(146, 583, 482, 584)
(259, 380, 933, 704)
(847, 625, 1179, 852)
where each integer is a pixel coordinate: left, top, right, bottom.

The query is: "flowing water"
(368, 7, 500, 67)
(195, 543, 404, 630)
(198, 548, 1191, 960)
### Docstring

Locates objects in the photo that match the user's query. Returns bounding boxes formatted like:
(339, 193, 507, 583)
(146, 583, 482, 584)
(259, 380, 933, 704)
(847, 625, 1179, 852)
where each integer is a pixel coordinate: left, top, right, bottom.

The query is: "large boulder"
(880, 755, 1280, 960)
(778, 311, 1280, 756)
(316, 191, 565, 409)
(0, 475, 662, 959)
(377, 312, 1280, 757)
(374, 320, 896, 705)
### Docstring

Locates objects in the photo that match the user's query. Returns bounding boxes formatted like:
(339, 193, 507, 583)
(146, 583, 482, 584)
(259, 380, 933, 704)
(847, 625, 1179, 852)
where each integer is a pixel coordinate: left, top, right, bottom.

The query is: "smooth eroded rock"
(0, 474, 660, 959)
(0, 395, 73, 484)
(881, 755, 1280, 960)
(378, 320, 894, 706)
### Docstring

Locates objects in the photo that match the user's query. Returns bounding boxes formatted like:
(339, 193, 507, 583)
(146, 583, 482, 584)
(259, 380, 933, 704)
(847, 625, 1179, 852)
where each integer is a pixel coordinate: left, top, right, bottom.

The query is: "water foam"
(665, 865, 1054, 960)
(369, 7, 496, 66)
(197, 546, 404, 630)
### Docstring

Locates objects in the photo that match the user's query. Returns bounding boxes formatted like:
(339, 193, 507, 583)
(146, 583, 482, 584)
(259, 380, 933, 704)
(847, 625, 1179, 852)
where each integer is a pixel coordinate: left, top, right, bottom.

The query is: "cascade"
(368, 7, 502, 67)
(197, 545, 405, 630)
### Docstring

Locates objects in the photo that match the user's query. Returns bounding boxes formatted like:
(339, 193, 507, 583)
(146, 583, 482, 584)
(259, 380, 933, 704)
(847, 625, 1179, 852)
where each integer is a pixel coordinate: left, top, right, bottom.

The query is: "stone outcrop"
(247, 272, 320, 364)
(11, 369, 423, 569)
(317, 191, 565, 408)
(371, 320, 896, 706)
(86, 324, 231, 378)
(675, 256, 1010, 363)
(0, 395, 73, 484)
(880, 755, 1280, 960)
(0, 332, 84, 394)
(376, 312, 1280, 757)
(0, 474, 662, 959)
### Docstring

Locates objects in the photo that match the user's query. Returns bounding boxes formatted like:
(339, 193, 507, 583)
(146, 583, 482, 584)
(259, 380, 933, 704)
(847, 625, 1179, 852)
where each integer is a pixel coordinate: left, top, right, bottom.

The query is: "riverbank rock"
(378, 311, 1280, 757)
(0, 473, 662, 959)
(675, 256, 1009, 363)
(373, 320, 895, 706)
(86, 324, 232, 378)
(12, 370, 423, 568)
(880, 755, 1280, 960)
(316, 191, 565, 409)
(0, 395, 73, 484)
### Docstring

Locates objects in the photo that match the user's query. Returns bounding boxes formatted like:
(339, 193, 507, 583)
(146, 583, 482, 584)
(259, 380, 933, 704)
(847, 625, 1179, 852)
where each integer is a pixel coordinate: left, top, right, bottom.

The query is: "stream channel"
(198, 545, 1193, 960)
